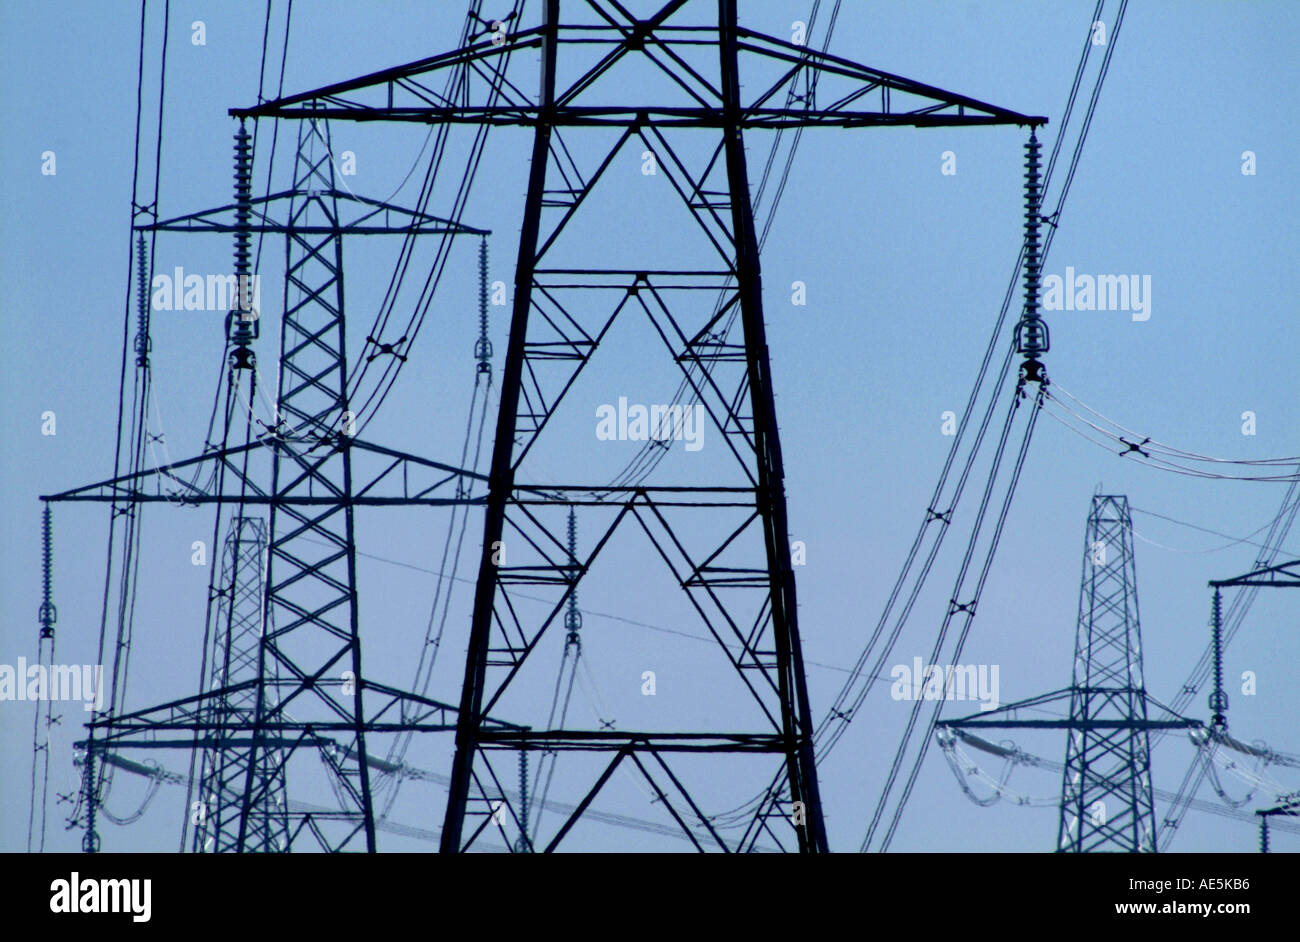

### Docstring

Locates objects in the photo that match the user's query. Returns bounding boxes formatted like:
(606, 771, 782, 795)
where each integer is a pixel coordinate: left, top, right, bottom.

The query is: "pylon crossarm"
(941, 689, 1200, 731)
(949, 718, 1199, 731)
(1210, 558, 1300, 588)
(230, 28, 546, 120)
(231, 18, 1044, 131)
(80, 684, 510, 741)
(43, 441, 263, 504)
(136, 189, 490, 236)
(938, 688, 1076, 727)
(44, 439, 487, 506)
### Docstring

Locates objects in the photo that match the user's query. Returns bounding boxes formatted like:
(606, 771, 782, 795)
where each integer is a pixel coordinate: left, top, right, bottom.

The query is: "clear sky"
(2, 1, 1298, 853)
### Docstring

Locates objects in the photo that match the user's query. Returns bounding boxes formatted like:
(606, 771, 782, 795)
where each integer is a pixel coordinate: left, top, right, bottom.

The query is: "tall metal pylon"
(50, 111, 495, 852)
(941, 495, 1199, 853)
(240, 0, 1044, 852)
(238, 114, 377, 853)
(1055, 495, 1158, 852)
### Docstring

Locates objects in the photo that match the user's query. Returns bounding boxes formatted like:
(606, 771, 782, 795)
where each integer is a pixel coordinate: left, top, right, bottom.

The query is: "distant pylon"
(194, 516, 289, 853)
(940, 494, 1199, 852)
(1056, 495, 1158, 852)
(50, 112, 491, 853)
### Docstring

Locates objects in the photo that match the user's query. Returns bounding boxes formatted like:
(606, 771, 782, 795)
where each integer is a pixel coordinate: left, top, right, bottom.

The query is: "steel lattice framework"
(50, 0, 1048, 852)
(1056, 495, 1159, 852)
(196, 516, 290, 852)
(941, 495, 1199, 853)
(52, 114, 502, 853)
(234, 0, 1044, 852)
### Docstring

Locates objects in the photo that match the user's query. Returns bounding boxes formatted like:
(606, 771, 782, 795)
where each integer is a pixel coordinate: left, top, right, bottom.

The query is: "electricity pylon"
(50, 114, 494, 852)
(239, 0, 1044, 852)
(1056, 495, 1160, 851)
(941, 495, 1199, 852)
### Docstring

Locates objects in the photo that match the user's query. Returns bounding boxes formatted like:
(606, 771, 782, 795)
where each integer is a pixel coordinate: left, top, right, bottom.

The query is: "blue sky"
(2, 1, 1298, 853)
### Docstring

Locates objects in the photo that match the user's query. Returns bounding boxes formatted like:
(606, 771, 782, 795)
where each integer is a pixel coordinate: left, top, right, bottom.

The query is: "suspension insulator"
(38, 504, 57, 638)
(513, 750, 532, 853)
(133, 233, 151, 367)
(233, 127, 253, 287)
(475, 238, 493, 374)
(228, 124, 258, 370)
(564, 509, 582, 641)
(1208, 587, 1228, 726)
(518, 752, 528, 825)
(1015, 132, 1048, 383)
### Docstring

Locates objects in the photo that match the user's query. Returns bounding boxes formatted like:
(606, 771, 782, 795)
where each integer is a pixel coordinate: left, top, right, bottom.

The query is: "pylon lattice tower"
(51, 113, 490, 853)
(1056, 495, 1158, 852)
(239, 0, 1042, 852)
(940, 495, 1199, 852)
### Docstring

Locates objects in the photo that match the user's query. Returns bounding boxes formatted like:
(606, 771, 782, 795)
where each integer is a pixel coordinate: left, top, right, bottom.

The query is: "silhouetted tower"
(55, 0, 1043, 853)
(1056, 495, 1158, 852)
(239, 0, 1044, 852)
(940, 494, 1198, 852)
(50, 113, 488, 852)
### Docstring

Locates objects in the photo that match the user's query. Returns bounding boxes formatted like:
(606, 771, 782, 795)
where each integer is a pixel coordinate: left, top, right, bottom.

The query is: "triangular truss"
(233, 1, 1043, 131)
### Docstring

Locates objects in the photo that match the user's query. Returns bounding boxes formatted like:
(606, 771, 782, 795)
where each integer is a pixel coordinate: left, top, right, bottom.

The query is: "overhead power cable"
(1043, 392, 1300, 482)
(711, 2, 1125, 838)
(861, 0, 1130, 852)
(75, 0, 173, 855)
(942, 729, 1300, 838)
